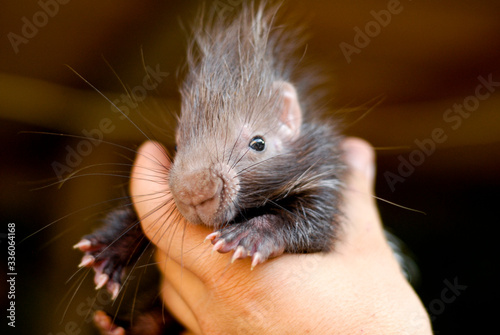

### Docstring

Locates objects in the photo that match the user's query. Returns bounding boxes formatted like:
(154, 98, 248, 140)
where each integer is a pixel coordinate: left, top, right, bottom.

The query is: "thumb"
(340, 137, 378, 227)
(341, 136, 375, 202)
(129, 141, 215, 271)
(338, 137, 391, 253)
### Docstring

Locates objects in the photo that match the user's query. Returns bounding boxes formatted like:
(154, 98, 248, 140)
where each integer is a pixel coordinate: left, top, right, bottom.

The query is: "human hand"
(130, 137, 432, 334)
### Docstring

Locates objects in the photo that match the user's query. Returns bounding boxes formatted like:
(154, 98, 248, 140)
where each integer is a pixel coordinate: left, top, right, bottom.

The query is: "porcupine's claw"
(206, 215, 286, 269)
(74, 207, 148, 300)
(204, 231, 221, 243)
(231, 246, 247, 263)
(74, 239, 92, 250)
(228, 247, 265, 270)
(77, 253, 94, 267)
(75, 234, 127, 299)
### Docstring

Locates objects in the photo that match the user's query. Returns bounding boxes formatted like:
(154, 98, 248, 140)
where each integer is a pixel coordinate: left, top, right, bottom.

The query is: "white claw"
(204, 232, 221, 243)
(73, 239, 92, 250)
(109, 282, 120, 300)
(95, 274, 109, 290)
(78, 255, 95, 268)
(251, 252, 263, 270)
(231, 246, 246, 263)
(212, 240, 224, 254)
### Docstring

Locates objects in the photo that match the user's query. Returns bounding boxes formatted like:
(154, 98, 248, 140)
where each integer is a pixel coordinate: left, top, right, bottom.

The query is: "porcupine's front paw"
(74, 234, 127, 300)
(73, 207, 147, 299)
(205, 215, 286, 269)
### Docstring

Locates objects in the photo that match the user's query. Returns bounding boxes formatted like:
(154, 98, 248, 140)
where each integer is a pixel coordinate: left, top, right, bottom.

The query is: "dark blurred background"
(1, 0, 499, 334)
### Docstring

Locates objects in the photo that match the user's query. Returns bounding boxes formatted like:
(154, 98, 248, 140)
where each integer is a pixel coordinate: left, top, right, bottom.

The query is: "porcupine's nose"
(174, 169, 223, 225)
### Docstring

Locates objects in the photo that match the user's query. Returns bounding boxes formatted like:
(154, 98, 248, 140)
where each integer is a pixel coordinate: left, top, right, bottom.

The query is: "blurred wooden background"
(1, 1, 499, 334)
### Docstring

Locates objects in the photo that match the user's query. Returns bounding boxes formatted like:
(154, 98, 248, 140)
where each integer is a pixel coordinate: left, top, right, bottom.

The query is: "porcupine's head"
(169, 3, 343, 231)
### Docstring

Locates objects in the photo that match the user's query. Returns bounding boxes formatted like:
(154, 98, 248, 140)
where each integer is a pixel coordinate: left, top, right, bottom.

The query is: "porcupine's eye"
(249, 136, 265, 151)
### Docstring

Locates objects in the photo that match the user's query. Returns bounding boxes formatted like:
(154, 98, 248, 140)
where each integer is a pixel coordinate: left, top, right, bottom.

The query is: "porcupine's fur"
(171, 1, 344, 258)
(75, 2, 345, 334)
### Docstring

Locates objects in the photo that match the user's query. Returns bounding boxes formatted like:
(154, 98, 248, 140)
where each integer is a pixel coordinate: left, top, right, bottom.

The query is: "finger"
(342, 137, 375, 194)
(130, 140, 203, 251)
(338, 137, 405, 275)
(338, 137, 388, 249)
(336, 140, 431, 331)
(155, 251, 204, 334)
(130, 141, 242, 281)
(130, 140, 172, 219)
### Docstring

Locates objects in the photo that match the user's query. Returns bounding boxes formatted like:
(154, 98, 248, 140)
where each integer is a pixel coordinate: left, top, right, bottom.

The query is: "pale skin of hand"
(128, 137, 433, 335)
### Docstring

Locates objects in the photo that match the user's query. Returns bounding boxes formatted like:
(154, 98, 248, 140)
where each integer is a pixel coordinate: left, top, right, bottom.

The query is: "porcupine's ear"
(273, 81, 302, 140)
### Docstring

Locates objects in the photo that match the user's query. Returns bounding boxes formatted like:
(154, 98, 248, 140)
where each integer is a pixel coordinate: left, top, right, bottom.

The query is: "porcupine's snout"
(173, 168, 223, 225)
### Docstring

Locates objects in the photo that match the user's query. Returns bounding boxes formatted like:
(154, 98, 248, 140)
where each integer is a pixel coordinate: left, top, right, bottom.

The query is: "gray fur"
(77, 4, 346, 333)
(170, 2, 345, 261)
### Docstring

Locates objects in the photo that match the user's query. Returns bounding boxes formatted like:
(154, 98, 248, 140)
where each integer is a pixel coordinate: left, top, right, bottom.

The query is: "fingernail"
(342, 139, 374, 180)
